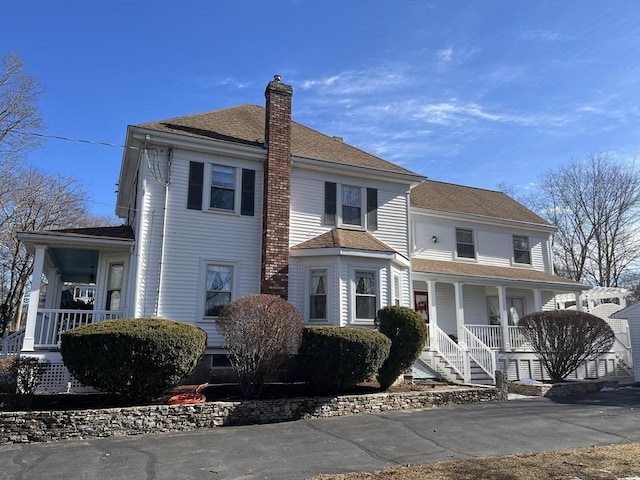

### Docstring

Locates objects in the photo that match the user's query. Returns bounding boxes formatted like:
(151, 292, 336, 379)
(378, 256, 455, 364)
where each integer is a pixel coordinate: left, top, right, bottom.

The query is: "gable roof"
(411, 180, 549, 226)
(138, 104, 417, 175)
(413, 258, 585, 290)
(292, 228, 396, 253)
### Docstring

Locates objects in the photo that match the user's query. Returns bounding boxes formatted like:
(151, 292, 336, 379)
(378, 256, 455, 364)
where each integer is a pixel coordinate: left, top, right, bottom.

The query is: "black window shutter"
(187, 162, 204, 210)
(325, 182, 337, 225)
(241, 168, 255, 216)
(367, 188, 378, 230)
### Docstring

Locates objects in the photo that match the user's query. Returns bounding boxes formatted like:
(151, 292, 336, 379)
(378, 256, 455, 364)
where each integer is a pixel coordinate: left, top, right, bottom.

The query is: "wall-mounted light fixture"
(431, 235, 438, 244)
(88, 266, 96, 284)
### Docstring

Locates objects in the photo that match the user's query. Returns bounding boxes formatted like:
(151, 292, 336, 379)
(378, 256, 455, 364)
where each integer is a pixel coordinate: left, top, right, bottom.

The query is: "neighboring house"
(611, 301, 640, 383)
(9, 76, 632, 390)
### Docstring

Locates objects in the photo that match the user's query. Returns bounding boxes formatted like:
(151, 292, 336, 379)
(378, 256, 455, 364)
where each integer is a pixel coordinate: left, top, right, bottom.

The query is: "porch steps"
(418, 351, 494, 386)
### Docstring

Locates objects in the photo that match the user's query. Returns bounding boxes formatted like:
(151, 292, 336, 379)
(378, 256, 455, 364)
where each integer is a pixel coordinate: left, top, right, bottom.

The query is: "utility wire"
(15, 131, 142, 150)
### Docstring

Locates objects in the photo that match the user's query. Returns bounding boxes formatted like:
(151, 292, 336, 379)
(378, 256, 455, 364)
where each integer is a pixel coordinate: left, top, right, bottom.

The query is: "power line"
(16, 131, 141, 150)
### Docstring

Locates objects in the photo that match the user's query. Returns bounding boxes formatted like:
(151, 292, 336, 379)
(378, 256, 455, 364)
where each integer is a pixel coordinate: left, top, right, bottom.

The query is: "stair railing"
(432, 324, 469, 383)
(461, 326, 496, 382)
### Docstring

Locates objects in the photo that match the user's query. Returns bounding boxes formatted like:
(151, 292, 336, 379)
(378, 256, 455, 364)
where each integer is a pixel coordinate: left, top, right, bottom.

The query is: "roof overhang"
(411, 206, 556, 233)
(412, 258, 587, 292)
(290, 247, 411, 267)
(18, 231, 134, 283)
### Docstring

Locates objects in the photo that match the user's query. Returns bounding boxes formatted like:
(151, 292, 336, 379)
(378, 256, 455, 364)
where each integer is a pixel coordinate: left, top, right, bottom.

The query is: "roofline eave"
(410, 206, 555, 232)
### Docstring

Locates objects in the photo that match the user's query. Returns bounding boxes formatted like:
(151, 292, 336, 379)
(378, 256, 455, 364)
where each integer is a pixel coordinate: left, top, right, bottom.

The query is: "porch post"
(498, 286, 511, 351)
(533, 289, 543, 312)
(22, 245, 46, 352)
(427, 280, 437, 348)
(454, 282, 465, 348)
(575, 292, 584, 312)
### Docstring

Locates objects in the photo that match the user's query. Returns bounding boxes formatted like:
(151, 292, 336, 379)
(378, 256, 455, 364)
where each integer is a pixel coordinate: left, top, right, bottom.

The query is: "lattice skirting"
(37, 362, 94, 393)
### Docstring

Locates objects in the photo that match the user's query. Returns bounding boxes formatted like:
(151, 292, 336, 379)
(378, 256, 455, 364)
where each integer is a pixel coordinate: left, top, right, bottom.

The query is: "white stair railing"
(465, 325, 501, 349)
(461, 326, 496, 381)
(1, 329, 25, 358)
(432, 324, 469, 382)
(612, 337, 633, 372)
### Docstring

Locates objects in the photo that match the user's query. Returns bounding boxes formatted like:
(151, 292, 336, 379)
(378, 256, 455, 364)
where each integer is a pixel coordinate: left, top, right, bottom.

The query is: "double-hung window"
(456, 228, 475, 259)
(187, 162, 255, 215)
(355, 271, 377, 320)
(342, 185, 362, 227)
(513, 235, 531, 264)
(210, 165, 235, 211)
(324, 182, 377, 230)
(204, 265, 232, 317)
(309, 270, 327, 321)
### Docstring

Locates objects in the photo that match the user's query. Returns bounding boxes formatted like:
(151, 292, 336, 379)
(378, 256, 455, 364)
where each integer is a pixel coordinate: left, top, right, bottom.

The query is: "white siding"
(132, 147, 264, 348)
(435, 283, 456, 335)
(462, 285, 487, 324)
(412, 215, 553, 273)
(290, 168, 411, 256)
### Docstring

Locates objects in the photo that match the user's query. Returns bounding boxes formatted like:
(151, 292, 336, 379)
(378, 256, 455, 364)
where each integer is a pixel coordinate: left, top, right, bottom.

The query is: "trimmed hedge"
(376, 306, 428, 390)
(61, 318, 207, 403)
(298, 326, 391, 394)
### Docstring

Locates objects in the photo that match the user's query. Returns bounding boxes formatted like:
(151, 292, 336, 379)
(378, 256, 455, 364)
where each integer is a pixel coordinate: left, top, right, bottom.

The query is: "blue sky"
(2, 0, 639, 217)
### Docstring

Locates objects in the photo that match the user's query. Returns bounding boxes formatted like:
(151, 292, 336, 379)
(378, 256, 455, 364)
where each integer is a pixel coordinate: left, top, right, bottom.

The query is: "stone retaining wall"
(0, 387, 498, 444)
(508, 379, 616, 397)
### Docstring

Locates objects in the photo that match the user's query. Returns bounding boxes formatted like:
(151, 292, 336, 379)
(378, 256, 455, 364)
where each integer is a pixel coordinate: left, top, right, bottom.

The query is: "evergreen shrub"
(376, 306, 428, 390)
(298, 326, 391, 394)
(61, 318, 207, 403)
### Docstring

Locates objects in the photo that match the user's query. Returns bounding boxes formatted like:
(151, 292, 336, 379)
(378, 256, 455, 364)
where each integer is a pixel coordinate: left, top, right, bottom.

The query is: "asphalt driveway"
(1, 384, 638, 480)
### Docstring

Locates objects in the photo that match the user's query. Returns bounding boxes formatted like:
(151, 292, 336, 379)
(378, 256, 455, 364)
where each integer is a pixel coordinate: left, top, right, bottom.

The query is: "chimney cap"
(273, 74, 282, 83)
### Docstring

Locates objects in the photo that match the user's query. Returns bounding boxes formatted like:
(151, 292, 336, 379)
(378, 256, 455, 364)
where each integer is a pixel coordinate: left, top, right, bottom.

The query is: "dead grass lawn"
(310, 443, 640, 480)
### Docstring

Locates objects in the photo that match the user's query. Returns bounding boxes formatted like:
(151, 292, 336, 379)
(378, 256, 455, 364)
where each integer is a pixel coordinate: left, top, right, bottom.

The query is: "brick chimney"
(261, 75, 293, 298)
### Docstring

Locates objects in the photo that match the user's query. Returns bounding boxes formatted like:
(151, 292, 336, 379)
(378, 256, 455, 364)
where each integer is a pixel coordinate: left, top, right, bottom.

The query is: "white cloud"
(520, 30, 569, 42)
(298, 68, 412, 95)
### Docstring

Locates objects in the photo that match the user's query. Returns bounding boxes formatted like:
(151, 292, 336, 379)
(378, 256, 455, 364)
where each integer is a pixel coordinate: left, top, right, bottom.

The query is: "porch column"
(22, 245, 46, 352)
(498, 286, 511, 351)
(454, 282, 465, 348)
(427, 280, 437, 348)
(44, 268, 61, 309)
(575, 292, 584, 311)
(533, 289, 543, 312)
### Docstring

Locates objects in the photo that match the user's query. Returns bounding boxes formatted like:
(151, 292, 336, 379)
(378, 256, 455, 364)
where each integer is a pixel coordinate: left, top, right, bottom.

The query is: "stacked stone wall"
(0, 387, 498, 444)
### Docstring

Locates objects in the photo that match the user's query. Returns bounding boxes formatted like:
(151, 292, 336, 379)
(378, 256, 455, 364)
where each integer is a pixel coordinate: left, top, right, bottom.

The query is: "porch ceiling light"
(431, 235, 438, 244)
(88, 266, 96, 284)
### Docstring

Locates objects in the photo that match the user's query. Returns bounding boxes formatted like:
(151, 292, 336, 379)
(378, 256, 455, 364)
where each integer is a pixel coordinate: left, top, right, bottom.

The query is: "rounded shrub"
(298, 326, 391, 394)
(375, 306, 428, 390)
(60, 318, 207, 403)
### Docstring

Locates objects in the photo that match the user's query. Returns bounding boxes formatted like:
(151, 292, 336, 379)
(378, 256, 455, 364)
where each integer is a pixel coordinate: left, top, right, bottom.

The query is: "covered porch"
(16, 226, 135, 354)
(411, 258, 587, 384)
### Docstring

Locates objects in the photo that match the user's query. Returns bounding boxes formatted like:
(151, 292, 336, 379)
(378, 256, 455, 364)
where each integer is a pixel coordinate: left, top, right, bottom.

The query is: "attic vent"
(332, 136, 343, 142)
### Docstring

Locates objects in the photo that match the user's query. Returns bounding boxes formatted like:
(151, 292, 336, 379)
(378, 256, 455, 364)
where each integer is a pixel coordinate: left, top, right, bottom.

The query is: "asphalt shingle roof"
(412, 258, 584, 288)
(292, 228, 397, 253)
(410, 180, 549, 226)
(139, 104, 417, 175)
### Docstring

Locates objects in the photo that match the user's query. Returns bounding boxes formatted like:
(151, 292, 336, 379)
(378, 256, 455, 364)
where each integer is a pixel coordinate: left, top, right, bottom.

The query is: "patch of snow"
(513, 378, 543, 385)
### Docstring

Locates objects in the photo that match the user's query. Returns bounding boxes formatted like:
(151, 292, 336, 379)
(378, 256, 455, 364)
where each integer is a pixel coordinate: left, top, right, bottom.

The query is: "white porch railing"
(508, 326, 530, 350)
(432, 324, 468, 382)
(461, 327, 496, 381)
(465, 325, 531, 351)
(1, 329, 25, 359)
(34, 309, 122, 349)
(466, 325, 501, 349)
(612, 336, 633, 369)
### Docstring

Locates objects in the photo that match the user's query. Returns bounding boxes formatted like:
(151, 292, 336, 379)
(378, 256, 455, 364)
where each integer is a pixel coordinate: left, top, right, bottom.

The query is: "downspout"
(406, 189, 414, 309)
(155, 148, 172, 317)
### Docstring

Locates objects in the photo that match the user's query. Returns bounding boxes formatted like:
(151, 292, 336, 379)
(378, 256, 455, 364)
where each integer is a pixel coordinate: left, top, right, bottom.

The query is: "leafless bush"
(518, 310, 615, 382)
(216, 294, 303, 398)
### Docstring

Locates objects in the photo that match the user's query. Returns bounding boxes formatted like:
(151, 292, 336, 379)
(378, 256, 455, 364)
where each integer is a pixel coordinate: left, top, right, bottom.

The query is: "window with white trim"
(486, 296, 525, 326)
(204, 265, 233, 317)
(456, 228, 475, 259)
(324, 182, 377, 230)
(309, 269, 327, 321)
(210, 165, 235, 211)
(513, 235, 531, 264)
(187, 161, 255, 215)
(393, 274, 401, 306)
(355, 271, 377, 320)
(342, 185, 362, 226)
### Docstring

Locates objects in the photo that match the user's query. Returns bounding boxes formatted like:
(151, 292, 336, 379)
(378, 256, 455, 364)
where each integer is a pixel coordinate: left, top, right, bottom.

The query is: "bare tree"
(0, 167, 90, 335)
(0, 52, 45, 168)
(529, 154, 640, 287)
(519, 310, 615, 382)
(216, 294, 303, 398)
